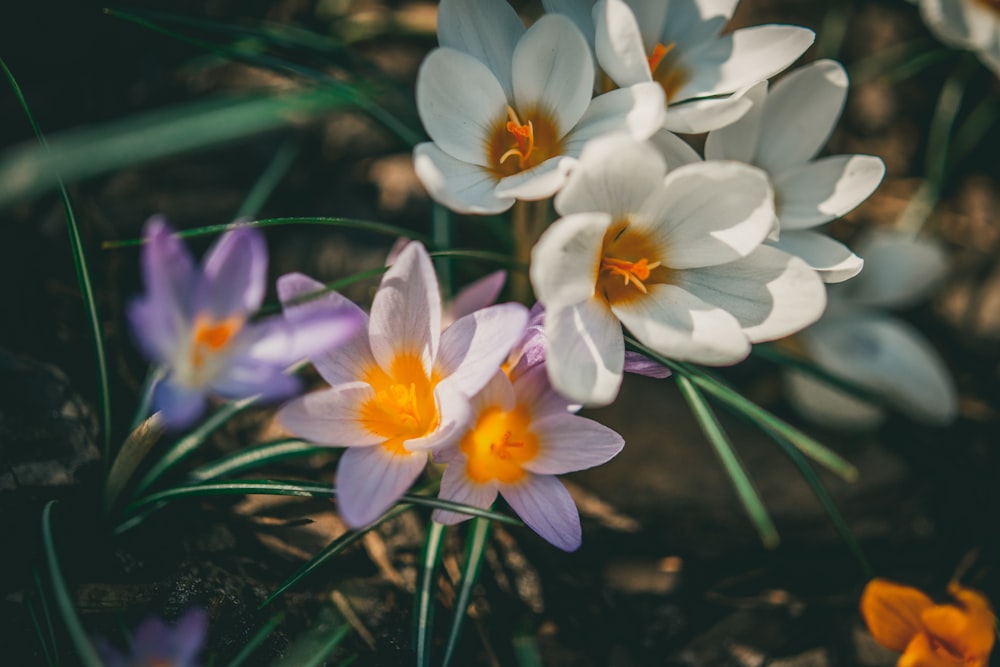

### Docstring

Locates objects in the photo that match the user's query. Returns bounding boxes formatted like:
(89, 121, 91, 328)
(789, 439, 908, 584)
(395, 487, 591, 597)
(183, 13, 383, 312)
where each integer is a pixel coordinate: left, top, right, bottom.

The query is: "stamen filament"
(499, 105, 535, 168)
(601, 256, 661, 294)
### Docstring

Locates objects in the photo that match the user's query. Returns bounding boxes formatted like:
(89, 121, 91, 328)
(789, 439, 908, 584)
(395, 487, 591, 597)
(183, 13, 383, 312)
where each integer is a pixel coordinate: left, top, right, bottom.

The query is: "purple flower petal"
(246, 308, 364, 367)
(623, 351, 672, 379)
(198, 226, 268, 317)
(435, 302, 529, 397)
(336, 445, 428, 527)
(448, 270, 507, 323)
(208, 358, 301, 402)
(133, 217, 196, 362)
(511, 364, 578, 417)
(501, 475, 581, 552)
(153, 380, 207, 430)
(278, 384, 385, 448)
(525, 412, 625, 475)
(432, 463, 499, 525)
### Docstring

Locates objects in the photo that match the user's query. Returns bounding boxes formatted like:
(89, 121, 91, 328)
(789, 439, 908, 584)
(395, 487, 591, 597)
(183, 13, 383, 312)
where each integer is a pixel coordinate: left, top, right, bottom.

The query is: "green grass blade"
(626, 337, 857, 482)
(41, 502, 103, 667)
(2, 58, 112, 467)
(34, 569, 61, 666)
(432, 204, 453, 296)
(441, 517, 491, 667)
(675, 375, 779, 548)
(414, 521, 446, 667)
(269, 611, 351, 667)
(236, 137, 301, 219)
(225, 612, 285, 667)
(261, 504, 412, 608)
(131, 395, 259, 498)
(26, 596, 56, 667)
(0, 89, 356, 208)
(513, 633, 544, 667)
(187, 439, 329, 482)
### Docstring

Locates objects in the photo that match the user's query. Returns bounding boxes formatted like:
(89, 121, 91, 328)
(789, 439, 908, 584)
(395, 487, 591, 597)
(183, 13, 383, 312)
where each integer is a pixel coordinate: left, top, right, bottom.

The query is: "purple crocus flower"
(128, 217, 364, 429)
(95, 608, 207, 667)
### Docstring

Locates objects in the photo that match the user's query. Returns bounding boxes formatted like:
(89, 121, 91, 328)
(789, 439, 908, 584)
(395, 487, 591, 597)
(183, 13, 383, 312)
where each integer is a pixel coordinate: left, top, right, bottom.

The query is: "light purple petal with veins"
(623, 351, 672, 378)
(435, 302, 529, 397)
(278, 383, 384, 448)
(336, 445, 428, 528)
(448, 270, 507, 323)
(501, 475, 582, 551)
(198, 226, 268, 316)
(525, 413, 624, 475)
(432, 464, 499, 525)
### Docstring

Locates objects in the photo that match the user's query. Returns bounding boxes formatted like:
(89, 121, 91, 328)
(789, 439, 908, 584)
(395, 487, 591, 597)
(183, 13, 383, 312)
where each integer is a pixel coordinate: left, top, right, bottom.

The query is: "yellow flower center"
(597, 220, 670, 305)
(486, 105, 563, 179)
(647, 41, 688, 103)
(360, 353, 440, 455)
(189, 313, 243, 371)
(461, 404, 539, 484)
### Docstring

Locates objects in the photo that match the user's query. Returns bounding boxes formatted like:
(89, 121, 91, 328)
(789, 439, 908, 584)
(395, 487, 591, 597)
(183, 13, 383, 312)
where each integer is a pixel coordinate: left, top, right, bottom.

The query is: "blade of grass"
(513, 633, 543, 667)
(269, 612, 351, 667)
(626, 337, 858, 482)
(187, 439, 329, 482)
(2, 58, 112, 467)
(414, 521, 446, 667)
(34, 569, 61, 667)
(131, 395, 259, 499)
(441, 517, 491, 667)
(260, 503, 412, 608)
(432, 204, 453, 296)
(236, 137, 301, 219)
(0, 89, 356, 208)
(26, 592, 56, 667)
(676, 375, 779, 548)
(225, 612, 285, 667)
(41, 502, 103, 667)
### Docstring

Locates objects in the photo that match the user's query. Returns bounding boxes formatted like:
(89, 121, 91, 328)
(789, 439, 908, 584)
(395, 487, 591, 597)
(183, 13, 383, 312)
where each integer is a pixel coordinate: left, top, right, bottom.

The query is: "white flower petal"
(513, 14, 594, 133)
(753, 59, 848, 172)
(774, 154, 886, 229)
(611, 283, 750, 364)
(624, 0, 670, 49)
(803, 311, 957, 425)
(784, 367, 885, 430)
(278, 384, 384, 447)
(675, 245, 827, 341)
(435, 302, 529, 397)
(919, 0, 998, 56)
(595, 0, 655, 88)
(544, 298, 625, 406)
(369, 242, 441, 374)
(336, 445, 428, 527)
(678, 25, 815, 101)
(704, 80, 769, 163)
(661, 0, 739, 50)
(563, 83, 667, 156)
(662, 88, 755, 134)
(767, 231, 864, 283)
(649, 129, 703, 169)
(554, 134, 666, 217)
(635, 160, 774, 268)
(494, 156, 576, 201)
(845, 231, 949, 309)
(543, 0, 597, 46)
(501, 474, 582, 551)
(525, 413, 624, 474)
(416, 48, 507, 166)
(432, 464, 499, 525)
(414, 143, 513, 215)
(530, 211, 607, 310)
(437, 0, 525, 99)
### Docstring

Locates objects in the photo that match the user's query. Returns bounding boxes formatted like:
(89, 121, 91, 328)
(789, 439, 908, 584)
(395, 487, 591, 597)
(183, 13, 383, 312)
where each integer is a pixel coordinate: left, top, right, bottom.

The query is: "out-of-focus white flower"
(544, 0, 815, 133)
(706, 60, 886, 283)
(530, 134, 826, 406)
(917, 0, 1000, 75)
(784, 231, 958, 429)
(414, 0, 665, 214)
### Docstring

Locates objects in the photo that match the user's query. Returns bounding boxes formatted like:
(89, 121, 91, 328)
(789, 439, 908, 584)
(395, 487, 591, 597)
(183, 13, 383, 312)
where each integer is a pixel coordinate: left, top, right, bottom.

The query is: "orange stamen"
(600, 256, 661, 294)
(499, 106, 535, 168)
(190, 314, 242, 369)
(490, 431, 525, 460)
(647, 42, 676, 74)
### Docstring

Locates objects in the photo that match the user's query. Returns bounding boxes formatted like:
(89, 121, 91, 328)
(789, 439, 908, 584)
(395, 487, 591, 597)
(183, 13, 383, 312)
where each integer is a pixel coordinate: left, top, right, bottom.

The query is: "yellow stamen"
(359, 353, 440, 453)
(499, 106, 536, 168)
(462, 405, 539, 484)
(647, 42, 675, 74)
(600, 256, 662, 294)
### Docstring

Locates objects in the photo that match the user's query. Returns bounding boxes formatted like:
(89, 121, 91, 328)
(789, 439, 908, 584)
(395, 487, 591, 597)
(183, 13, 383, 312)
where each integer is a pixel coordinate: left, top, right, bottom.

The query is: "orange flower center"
(486, 105, 563, 179)
(360, 353, 440, 455)
(647, 41, 688, 103)
(975, 0, 1000, 15)
(189, 313, 243, 371)
(461, 404, 539, 484)
(597, 220, 670, 305)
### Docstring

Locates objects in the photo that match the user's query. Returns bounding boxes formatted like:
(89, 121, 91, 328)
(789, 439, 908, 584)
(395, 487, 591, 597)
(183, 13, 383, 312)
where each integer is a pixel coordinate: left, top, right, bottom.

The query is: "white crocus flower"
(530, 134, 826, 406)
(705, 60, 886, 283)
(414, 0, 666, 214)
(917, 0, 1000, 75)
(546, 0, 815, 133)
(784, 231, 958, 430)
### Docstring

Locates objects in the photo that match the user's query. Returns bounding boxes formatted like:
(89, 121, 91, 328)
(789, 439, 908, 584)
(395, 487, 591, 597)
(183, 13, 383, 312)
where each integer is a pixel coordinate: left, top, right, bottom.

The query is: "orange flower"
(860, 578, 996, 666)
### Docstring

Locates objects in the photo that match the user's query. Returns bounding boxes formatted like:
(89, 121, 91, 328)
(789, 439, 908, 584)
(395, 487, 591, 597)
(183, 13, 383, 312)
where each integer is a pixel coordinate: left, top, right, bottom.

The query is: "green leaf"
(513, 633, 544, 667)
(187, 439, 329, 482)
(1, 58, 112, 468)
(34, 569, 60, 667)
(236, 137, 301, 219)
(413, 521, 446, 667)
(225, 612, 285, 667)
(41, 502, 103, 667)
(432, 204, 453, 296)
(675, 375, 779, 549)
(0, 89, 356, 208)
(268, 607, 351, 667)
(130, 395, 260, 499)
(441, 517, 491, 667)
(261, 504, 412, 608)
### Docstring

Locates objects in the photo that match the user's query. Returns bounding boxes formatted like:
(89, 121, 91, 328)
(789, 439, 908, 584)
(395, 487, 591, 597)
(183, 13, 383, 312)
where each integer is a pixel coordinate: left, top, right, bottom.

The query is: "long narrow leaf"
(236, 138, 301, 219)
(441, 518, 491, 667)
(188, 439, 328, 482)
(414, 522, 446, 667)
(261, 504, 412, 608)
(226, 612, 285, 667)
(1, 59, 112, 466)
(676, 375, 779, 548)
(26, 588, 56, 667)
(269, 613, 351, 667)
(41, 502, 103, 667)
(34, 569, 60, 667)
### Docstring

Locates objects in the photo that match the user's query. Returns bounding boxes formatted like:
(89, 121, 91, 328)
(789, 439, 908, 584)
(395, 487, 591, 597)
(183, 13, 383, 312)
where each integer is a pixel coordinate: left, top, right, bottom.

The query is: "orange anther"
(647, 42, 676, 74)
(499, 106, 535, 168)
(601, 256, 661, 294)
